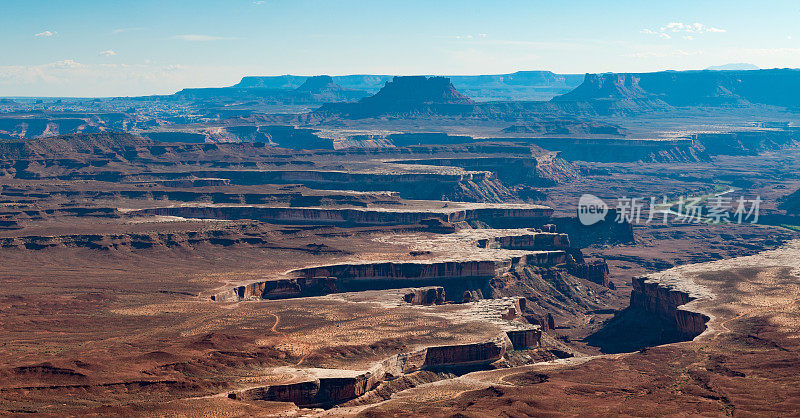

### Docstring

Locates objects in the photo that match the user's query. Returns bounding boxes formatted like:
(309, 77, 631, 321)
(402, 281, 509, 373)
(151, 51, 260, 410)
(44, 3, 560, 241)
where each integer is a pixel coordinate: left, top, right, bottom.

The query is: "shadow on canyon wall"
(585, 307, 688, 354)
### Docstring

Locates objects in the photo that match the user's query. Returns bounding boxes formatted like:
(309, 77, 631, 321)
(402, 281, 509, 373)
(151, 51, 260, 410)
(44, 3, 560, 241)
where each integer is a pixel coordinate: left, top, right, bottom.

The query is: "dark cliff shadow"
(584, 307, 686, 354)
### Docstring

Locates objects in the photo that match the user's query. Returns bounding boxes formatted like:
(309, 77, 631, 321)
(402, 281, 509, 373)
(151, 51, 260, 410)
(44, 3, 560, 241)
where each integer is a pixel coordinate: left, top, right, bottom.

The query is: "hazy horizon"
(3, 0, 800, 96)
(4, 65, 798, 99)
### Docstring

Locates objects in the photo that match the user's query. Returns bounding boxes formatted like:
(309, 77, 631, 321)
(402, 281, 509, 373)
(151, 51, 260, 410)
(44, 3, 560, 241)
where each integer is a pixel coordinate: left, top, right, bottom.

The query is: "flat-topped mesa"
(295, 75, 339, 93)
(630, 276, 710, 339)
(316, 76, 476, 118)
(364, 76, 475, 106)
(212, 252, 567, 302)
(555, 73, 649, 101)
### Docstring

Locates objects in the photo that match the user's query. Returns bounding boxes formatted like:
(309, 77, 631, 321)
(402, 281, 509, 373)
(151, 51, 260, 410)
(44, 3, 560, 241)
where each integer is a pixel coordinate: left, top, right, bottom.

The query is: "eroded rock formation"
(505, 328, 542, 349)
(567, 258, 611, 287)
(404, 286, 445, 305)
(630, 276, 710, 339)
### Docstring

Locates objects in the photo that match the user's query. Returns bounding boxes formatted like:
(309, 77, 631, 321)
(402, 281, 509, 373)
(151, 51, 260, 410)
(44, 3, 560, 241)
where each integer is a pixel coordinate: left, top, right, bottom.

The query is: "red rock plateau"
(3, 69, 800, 416)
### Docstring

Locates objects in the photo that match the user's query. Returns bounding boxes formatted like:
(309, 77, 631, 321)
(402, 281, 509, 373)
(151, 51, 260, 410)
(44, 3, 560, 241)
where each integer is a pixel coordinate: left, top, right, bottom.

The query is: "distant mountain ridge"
(706, 63, 760, 71)
(174, 75, 368, 104)
(233, 71, 584, 101)
(553, 69, 800, 109)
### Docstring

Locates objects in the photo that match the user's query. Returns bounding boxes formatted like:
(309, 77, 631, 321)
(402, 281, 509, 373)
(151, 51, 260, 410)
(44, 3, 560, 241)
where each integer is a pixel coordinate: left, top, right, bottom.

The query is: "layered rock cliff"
(522, 137, 709, 163)
(133, 204, 554, 227)
(0, 231, 346, 253)
(403, 286, 446, 305)
(212, 251, 568, 302)
(630, 276, 710, 339)
(691, 128, 800, 156)
(230, 330, 520, 408)
(476, 232, 571, 251)
(393, 157, 555, 186)
(126, 169, 517, 202)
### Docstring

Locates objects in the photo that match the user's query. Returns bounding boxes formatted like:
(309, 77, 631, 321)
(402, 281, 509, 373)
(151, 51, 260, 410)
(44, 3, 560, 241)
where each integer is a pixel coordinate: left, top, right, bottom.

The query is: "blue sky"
(2, 0, 799, 96)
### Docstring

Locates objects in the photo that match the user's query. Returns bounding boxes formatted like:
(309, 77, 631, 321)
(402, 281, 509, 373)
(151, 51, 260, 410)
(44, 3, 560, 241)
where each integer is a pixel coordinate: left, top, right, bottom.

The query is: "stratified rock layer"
(232, 333, 512, 407)
(133, 204, 554, 227)
(213, 252, 567, 302)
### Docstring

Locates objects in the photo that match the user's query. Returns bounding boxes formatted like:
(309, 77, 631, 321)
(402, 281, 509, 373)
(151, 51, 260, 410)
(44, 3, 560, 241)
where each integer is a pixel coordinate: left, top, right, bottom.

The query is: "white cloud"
(253, 0, 266, 4)
(51, 59, 83, 69)
(641, 22, 726, 40)
(112, 27, 145, 34)
(172, 34, 239, 41)
(99, 50, 116, 57)
(34, 30, 56, 38)
(641, 28, 671, 39)
(455, 34, 489, 40)
(625, 49, 704, 59)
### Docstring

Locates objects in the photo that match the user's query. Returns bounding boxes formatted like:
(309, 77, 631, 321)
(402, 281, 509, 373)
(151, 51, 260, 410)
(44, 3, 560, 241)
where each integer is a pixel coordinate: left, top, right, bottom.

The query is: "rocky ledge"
(130, 203, 554, 227)
(229, 325, 540, 408)
(212, 251, 567, 302)
(630, 275, 711, 339)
